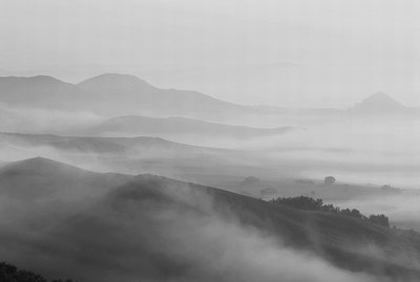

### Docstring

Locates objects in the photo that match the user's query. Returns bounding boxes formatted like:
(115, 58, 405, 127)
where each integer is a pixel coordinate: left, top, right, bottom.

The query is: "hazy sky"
(2, 0, 420, 107)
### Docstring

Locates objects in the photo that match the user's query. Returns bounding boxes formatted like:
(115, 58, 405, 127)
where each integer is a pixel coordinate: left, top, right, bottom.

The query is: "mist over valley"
(2, 1, 420, 281)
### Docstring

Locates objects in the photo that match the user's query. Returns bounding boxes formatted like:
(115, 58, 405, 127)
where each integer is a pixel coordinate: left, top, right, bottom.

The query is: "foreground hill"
(84, 115, 293, 138)
(0, 157, 419, 281)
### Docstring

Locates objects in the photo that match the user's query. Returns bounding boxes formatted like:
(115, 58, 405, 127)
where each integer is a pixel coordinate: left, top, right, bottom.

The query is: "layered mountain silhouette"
(0, 75, 81, 108)
(1, 74, 416, 122)
(0, 74, 249, 119)
(0, 157, 420, 281)
(0, 132, 246, 179)
(0, 132, 215, 155)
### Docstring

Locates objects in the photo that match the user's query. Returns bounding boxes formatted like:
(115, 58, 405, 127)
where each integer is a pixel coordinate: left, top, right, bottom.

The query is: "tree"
(368, 214, 389, 228)
(270, 196, 391, 229)
(0, 262, 47, 282)
(324, 176, 336, 185)
(271, 196, 323, 211)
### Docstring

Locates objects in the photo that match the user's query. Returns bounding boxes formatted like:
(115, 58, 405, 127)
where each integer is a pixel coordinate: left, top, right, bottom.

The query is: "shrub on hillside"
(324, 176, 336, 185)
(270, 196, 390, 228)
(0, 262, 74, 282)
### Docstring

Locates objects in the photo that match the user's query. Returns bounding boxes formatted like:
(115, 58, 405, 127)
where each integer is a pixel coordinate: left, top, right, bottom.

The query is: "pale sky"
(2, 0, 420, 107)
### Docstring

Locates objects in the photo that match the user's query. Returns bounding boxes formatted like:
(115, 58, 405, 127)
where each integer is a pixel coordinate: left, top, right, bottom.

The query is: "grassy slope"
(115, 175, 420, 280)
(0, 158, 419, 281)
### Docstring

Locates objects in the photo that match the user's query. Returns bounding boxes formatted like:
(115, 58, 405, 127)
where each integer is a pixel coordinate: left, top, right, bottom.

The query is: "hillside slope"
(0, 158, 419, 281)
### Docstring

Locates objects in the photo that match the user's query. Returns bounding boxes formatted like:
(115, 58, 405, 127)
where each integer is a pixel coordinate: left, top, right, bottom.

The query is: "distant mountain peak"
(352, 92, 407, 113)
(0, 75, 65, 84)
(27, 75, 60, 81)
(84, 73, 138, 81)
(363, 92, 403, 105)
(78, 73, 154, 88)
(1, 157, 86, 175)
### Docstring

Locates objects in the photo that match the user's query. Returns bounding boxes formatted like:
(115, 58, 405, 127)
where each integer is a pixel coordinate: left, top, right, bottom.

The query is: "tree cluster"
(270, 196, 389, 228)
(0, 262, 73, 282)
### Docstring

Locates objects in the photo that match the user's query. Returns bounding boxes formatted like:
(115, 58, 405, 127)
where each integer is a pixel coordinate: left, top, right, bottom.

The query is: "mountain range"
(0, 74, 249, 120)
(0, 74, 415, 123)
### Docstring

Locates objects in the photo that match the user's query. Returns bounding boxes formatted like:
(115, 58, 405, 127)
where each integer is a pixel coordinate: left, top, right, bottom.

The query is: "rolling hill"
(0, 132, 215, 155)
(0, 132, 256, 182)
(84, 114, 293, 138)
(0, 157, 419, 281)
(0, 157, 129, 200)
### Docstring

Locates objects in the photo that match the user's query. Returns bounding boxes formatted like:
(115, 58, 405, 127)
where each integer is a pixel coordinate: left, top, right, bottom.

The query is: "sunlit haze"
(2, 0, 420, 107)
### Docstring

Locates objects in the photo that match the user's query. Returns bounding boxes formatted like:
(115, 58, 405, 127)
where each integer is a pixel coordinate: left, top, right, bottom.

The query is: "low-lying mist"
(334, 191, 420, 231)
(0, 172, 384, 282)
(235, 116, 420, 188)
(0, 103, 103, 135)
(0, 106, 419, 280)
(3, 103, 420, 189)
